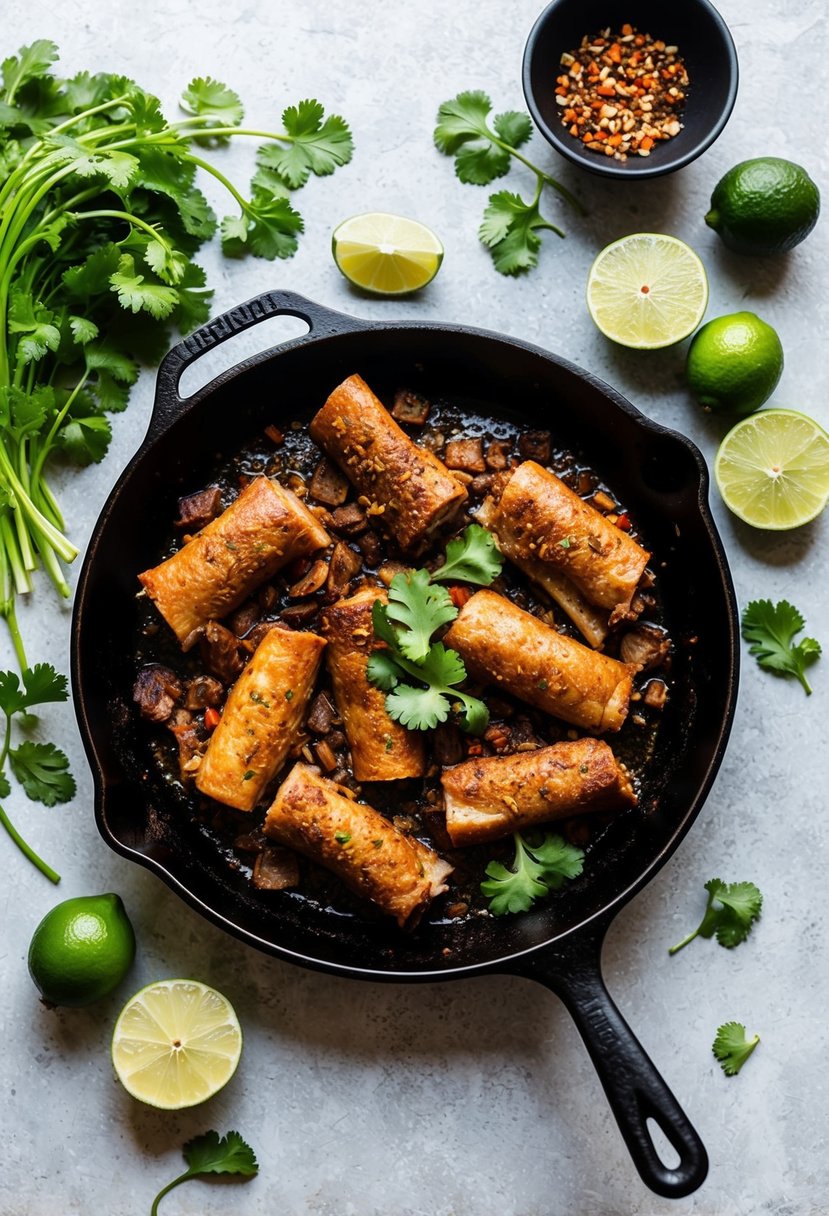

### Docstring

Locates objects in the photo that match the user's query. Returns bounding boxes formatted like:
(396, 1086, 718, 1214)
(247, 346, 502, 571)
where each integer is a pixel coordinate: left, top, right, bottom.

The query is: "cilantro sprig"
(434, 91, 585, 275)
(0, 663, 74, 881)
(712, 1022, 760, 1077)
(0, 43, 352, 676)
(150, 1129, 258, 1216)
(669, 879, 762, 955)
(481, 831, 584, 916)
(741, 599, 821, 695)
(366, 525, 503, 734)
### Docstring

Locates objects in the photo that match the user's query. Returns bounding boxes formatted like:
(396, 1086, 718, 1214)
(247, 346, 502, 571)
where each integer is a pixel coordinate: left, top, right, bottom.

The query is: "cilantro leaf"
(741, 599, 821, 695)
(669, 879, 763, 955)
(110, 253, 179, 318)
(481, 832, 584, 916)
(365, 650, 406, 691)
(8, 290, 60, 364)
(430, 523, 503, 585)
(69, 315, 99, 345)
(0, 771, 10, 798)
(256, 100, 353, 189)
(713, 1022, 760, 1077)
(0, 664, 67, 715)
(180, 77, 244, 140)
(221, 194, 304, 260)
(2, 40, 58, 104)
(8, 741, 75, 805)
(150, 1129, 258, 1214)
(385, 683, 452, 731)
(49, 135, 140, 190)
(493, 111, 533, 149)
(57, 415, 113, 464)
(385, 569, 456, 662)
(171, 261, 213, 334)
(434, 90, 494, 155)
(479, 191, 563, 276)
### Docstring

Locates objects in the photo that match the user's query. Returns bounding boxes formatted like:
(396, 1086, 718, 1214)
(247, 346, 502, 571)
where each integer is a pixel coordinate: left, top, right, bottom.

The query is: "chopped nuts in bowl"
(522, 0, 738, 179)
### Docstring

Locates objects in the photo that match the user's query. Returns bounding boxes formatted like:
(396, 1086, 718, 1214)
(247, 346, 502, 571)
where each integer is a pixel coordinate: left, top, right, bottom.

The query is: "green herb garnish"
(669, 879, 762, 955)
(712, 1022, 760, 1077)
(0, 663, 74, 881)
(741, 599, 821, 695)
(434, 91, 584, 276)
(149, 1129, 258, 1216)
(334, 830, 352, 845)
(0, 40, 352, 684)
(481, 831, 584, 916)
(366, 526, 502, 734)
(284, 689, 294, 701)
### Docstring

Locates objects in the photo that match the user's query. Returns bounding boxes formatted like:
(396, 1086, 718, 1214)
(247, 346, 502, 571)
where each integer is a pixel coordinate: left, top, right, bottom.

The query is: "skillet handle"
(512, 920, 708, 1199)
(150, 289, 369, 438)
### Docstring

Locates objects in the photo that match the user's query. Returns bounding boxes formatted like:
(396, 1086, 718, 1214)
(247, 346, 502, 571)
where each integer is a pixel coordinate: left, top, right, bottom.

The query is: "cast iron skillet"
(72, 289, 739, 1200)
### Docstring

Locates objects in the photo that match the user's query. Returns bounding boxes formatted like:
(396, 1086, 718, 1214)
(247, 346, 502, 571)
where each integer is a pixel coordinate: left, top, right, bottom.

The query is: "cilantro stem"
(179, 152, 249, 211)
(0, 804, 60, 883)
(69, 209, 174, 252)
(668, 927, 700, 956)
(149, 1170, 194, 1216)
(489, 134, 586, 216)
(172, 122, 292, 143)
(2, 601, 27, 672)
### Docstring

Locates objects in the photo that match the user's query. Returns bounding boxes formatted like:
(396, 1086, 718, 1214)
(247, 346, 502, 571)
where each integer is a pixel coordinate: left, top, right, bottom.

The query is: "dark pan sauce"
(133, 392, 671, 929)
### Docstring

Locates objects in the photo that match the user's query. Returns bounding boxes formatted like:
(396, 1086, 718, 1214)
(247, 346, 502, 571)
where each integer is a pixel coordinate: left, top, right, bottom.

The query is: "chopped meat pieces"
(619, 622, 671, 672)
(229, 601, 261, 637)
(355, 530, 382, 568)
(330, 503, 368, 536)
(168, 711, 204, 780)
(642, 678, 668, 709)
(433, 723, 464, 766)
(485, 439, 512, 471)
(309, 459, 350, 507)
(518, 430, 552, 463)
(326, 541, 362, 598)
(199, 620, 245, 683)
(306, 691, 337, 735)
(174, 487, 222, 531)
(133, 664, 182, 723)
(184, 675, 224, 710)
(468, 473, 495, 498)
(391, 388, 432, 426)
(279, 602, 320, 628)
(252, 846, 300, 891)
(444, 437, 486, 474)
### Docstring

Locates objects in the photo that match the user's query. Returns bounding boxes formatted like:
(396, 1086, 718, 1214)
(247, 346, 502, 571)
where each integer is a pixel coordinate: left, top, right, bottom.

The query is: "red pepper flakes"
(557, 25, 688, 162)
(204, 707, 221, 730)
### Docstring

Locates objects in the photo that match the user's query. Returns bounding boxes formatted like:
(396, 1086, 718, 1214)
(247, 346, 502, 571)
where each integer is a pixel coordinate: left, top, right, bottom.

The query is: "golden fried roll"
(443, 590, 637, 733)
(196, 628, 326, 812)
(264, 764, 453, 929)
(309, 374, 467, 552)
(139, 477, 330, 648)
(321, 587, 426, 782)
(441, 738, 637, 847)
(478, 461, 650, 644)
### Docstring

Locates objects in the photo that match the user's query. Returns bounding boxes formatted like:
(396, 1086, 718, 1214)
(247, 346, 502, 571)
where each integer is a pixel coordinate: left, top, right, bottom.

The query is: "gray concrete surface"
(1, 1, 827, 1213)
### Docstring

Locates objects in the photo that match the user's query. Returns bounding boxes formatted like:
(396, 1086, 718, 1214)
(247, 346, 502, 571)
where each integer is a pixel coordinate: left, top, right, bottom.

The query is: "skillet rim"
(70, 304, 740, 981)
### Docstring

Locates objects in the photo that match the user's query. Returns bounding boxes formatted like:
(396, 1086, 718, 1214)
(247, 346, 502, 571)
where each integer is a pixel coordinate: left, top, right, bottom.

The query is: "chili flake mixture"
(556, 25, 689, 162)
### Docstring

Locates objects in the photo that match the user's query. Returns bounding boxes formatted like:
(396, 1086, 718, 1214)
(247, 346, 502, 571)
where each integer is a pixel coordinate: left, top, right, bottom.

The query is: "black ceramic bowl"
(523, 0, 738, 179)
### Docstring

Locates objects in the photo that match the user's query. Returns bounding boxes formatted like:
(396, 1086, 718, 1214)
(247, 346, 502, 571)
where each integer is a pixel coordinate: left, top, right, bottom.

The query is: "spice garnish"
(557, 25, 688, 162)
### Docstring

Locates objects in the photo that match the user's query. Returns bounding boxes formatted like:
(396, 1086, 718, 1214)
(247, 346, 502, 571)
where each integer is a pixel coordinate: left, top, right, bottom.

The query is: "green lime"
(112, 979, 243, 1109)
(332, 212, 443, 295)
(705, 158, 820, 255)
(714, 409, 829, 529)
(28, 893, 136, 1008)
(585, 233, 708, 350)
(686, 312, 783, 416)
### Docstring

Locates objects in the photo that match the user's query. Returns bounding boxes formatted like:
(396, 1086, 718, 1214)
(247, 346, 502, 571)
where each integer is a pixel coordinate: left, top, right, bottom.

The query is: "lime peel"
(586, 232, 708, 349)
(714, 408, 829, 530)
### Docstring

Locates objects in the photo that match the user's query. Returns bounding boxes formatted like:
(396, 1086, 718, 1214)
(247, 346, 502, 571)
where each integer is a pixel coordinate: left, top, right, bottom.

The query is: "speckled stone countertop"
(1, 2, 827, 1213)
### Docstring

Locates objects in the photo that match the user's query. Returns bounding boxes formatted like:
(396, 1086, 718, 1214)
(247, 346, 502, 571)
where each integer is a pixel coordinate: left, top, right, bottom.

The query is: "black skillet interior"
(72, 292, 738, 979)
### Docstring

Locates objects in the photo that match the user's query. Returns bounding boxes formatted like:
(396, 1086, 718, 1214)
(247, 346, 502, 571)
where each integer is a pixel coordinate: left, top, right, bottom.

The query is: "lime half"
(587, 233, 708, 349)
(714, 408, 829, 529)
(112, 979, 242, 1109)
(332, 212, 443, 295)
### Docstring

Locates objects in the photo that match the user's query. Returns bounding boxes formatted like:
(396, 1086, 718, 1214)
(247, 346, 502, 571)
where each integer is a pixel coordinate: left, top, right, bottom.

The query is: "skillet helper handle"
(151, 289, 369, 437)
(516, 923, 708, 1199)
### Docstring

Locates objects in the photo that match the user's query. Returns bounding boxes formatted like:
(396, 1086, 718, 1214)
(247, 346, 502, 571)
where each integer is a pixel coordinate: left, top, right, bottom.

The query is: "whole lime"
(686, 312, 784, 416)
(705, 158, 820, 255)
(28, 893, 136, 1008)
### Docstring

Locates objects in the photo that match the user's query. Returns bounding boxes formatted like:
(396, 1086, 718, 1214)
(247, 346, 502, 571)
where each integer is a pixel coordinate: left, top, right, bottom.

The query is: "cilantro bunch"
(434, 91, 585, 275)
(481, 831, 584, 915)
(0, 662, 74, 881)
(0, 40, 352, 672)
(366, 525, 502, 734)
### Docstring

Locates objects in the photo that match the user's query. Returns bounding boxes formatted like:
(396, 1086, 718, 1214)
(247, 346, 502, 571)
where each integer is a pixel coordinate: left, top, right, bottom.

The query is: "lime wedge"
(586, 233, 708, 349)
(332, 212, 443, 295)
(714, 408, 829, 529)
(111, 979, 242, 1109)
